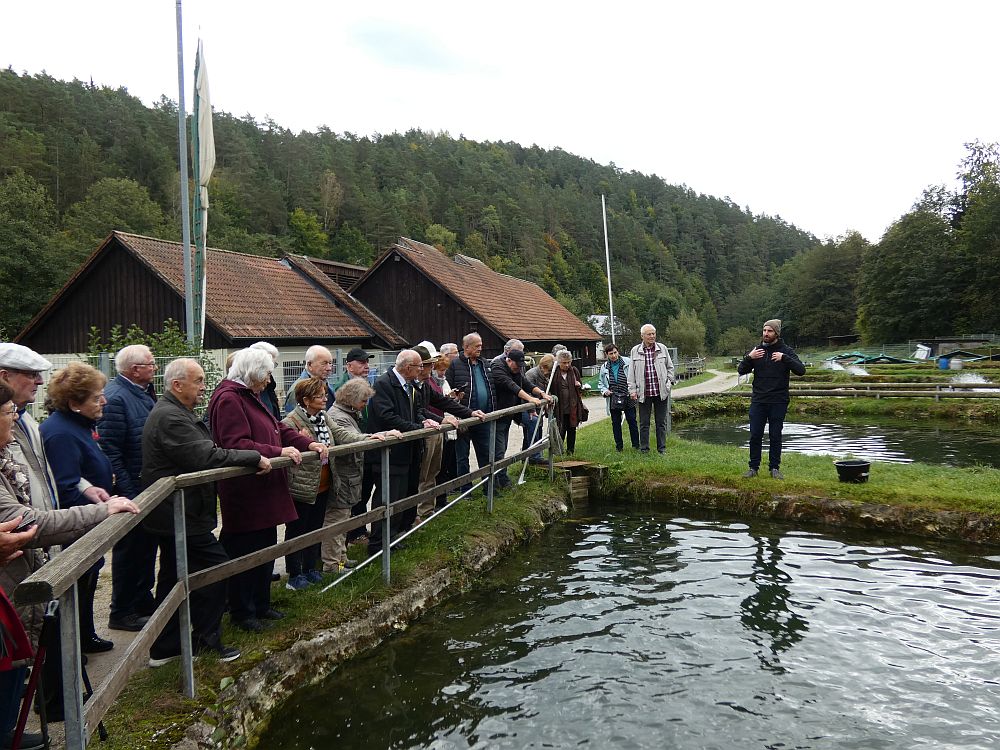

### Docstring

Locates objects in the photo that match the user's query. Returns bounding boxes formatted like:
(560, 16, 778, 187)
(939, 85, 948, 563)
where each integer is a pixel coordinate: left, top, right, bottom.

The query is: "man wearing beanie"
(736, 319, 805, 479)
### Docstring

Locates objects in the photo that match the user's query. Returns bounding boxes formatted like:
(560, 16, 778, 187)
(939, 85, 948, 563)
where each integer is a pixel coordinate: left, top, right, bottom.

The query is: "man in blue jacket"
(99, 344, 158, 631)
(736, 319, 805, 480)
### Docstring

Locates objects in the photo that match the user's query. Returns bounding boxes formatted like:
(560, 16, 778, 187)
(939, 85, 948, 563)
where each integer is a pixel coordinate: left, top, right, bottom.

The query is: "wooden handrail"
(13, 401, 542, 606)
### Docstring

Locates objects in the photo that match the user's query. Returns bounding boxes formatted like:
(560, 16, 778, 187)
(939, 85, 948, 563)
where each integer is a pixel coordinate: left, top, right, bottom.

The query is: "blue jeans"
(456, 422, 493, 492)
(0, 666, 27, 738)
(611, 404, 639, 450)
(748, 401, 789, 471)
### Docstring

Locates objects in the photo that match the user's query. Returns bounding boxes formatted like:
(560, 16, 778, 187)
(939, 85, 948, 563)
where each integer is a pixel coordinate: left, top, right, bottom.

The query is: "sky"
(5, 0, 1000, 242)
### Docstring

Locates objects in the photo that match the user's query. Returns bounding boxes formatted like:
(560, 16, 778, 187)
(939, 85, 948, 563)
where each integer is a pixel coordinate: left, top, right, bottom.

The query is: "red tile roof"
(115, 232, 384, 341)
(361, 238, 601, 343)
(285, 255, 407, 347)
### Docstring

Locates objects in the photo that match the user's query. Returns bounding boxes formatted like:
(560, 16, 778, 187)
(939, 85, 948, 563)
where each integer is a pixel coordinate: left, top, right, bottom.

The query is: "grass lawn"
(573, 418, 1000, 517)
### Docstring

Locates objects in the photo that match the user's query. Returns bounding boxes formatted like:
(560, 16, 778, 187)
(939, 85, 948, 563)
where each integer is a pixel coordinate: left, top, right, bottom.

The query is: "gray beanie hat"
(763, 319, 782, 337)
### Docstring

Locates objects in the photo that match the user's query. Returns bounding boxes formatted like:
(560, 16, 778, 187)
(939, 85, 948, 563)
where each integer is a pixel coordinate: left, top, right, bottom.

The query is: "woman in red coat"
(207, 349, 328, 632)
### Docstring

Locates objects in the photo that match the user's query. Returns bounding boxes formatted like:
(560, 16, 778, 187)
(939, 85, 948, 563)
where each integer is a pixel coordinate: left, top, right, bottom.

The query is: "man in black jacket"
(142, 358, 270, 666)
(445, 333, 496, 491)
(365, 350, 441, 555)
(736, 319, 806, 480)
(489, 349, 551, 488)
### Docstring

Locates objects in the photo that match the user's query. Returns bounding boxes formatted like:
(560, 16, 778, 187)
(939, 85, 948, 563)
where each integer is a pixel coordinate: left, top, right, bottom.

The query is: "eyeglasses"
(2, 406, 19, 417)
(4, 368, 43, 379)
(137, 361, 156, 368)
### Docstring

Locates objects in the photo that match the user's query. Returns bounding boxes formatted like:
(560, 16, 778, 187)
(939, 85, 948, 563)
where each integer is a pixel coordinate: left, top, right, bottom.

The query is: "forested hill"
(0, 69, 819, 345)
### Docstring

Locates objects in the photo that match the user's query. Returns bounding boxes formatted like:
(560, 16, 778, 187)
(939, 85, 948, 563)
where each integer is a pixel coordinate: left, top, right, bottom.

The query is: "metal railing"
(13, 401, 552, 749)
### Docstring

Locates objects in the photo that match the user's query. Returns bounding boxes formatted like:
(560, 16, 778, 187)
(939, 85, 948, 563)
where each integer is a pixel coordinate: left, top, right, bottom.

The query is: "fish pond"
(673, 413, 1000, 468)
(260, 505, 1000, 749)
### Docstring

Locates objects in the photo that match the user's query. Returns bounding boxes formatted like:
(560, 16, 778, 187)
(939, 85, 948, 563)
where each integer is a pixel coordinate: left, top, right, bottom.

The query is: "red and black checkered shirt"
(643, 344, 660, 398)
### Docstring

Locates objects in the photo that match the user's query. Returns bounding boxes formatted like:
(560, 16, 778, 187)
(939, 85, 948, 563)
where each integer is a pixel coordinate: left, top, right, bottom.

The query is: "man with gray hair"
(439, 343, 459, 365)
(143, 358, 271, 665)
(627, 324, 675, 455)
(364, 349, 441, 555)
(284, 344, 335, 415)
(99, 344, 159, 632)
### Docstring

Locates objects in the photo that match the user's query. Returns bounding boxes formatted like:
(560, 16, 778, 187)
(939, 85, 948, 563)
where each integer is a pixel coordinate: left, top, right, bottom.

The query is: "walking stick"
(517, 363, 558, 485)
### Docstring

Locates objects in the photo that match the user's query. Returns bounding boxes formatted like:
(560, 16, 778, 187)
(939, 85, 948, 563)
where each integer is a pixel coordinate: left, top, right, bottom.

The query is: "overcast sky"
(5, 1, 1000, 242)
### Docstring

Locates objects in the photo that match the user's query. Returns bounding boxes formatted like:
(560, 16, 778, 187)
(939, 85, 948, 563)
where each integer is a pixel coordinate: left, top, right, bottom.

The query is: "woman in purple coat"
(207, 349, 328, 632)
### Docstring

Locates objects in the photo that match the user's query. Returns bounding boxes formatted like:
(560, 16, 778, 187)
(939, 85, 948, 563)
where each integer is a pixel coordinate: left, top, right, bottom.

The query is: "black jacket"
(737, 339, 806, 404)
(445, 353, 496, 412)
(414, 378, 475, 421)
(490, 359, 535, 419)
(364, 370, 431, 470)
(141, 392, 261, 537)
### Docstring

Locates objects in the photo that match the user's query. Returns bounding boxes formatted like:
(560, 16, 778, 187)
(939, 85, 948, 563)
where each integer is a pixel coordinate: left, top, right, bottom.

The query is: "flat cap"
(0, 343, 53, 372)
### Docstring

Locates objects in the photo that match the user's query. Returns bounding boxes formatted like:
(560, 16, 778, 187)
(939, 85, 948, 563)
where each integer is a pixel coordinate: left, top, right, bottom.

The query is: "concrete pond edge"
(611, 476, 1000, 547)
(170, 493, 571, 750)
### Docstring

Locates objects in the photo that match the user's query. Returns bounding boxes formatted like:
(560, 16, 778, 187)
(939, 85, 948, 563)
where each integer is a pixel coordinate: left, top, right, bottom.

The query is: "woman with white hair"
(553, 350, 586, 454)
(207, 348, 329, 632)
(249, 341, 282, 420)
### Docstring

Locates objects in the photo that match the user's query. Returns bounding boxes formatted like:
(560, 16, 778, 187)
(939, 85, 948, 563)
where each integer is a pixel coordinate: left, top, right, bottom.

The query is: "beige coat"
(626, 343, 676, 403)
(282, 406, 335, 505)
(0, 470, 107, 654)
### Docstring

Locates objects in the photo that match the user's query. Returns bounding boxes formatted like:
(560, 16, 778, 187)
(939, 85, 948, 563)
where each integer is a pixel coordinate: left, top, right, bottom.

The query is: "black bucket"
(834, 459, 870, 483)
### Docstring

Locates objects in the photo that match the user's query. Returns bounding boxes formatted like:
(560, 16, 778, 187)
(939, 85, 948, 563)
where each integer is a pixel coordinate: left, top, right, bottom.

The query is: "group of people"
(0, 332, 567, 747)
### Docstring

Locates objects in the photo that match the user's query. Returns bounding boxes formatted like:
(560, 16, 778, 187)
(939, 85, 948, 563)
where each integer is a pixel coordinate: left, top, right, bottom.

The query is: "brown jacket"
(0, 470, 107, 654)
(554, 366, 585, 427)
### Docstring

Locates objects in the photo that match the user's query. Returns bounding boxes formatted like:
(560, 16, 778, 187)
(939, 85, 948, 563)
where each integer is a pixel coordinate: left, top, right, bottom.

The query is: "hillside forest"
(2, 70, 999, 353)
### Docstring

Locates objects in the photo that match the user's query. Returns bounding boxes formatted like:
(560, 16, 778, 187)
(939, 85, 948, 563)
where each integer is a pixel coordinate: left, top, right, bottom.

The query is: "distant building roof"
(301, 256, 367, 291)
(354, 237, 600, 343)
(17, 232, 405, 348)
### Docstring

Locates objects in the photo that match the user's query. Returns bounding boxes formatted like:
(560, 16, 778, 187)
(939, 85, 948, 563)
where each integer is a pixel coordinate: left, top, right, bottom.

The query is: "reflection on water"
(674, 415, 1000, 467)
(262, 510, 1000, 750)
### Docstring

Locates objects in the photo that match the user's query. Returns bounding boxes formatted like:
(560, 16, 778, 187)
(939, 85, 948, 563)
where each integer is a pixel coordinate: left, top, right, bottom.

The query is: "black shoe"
(615, 446, 623, 452)
(259, 608, 284, 621)
(196, 643, 241, 663)
(81, 634, 114, 653)
(742, 468, 759, 478)
(232, 617, 265, 633)
(108, 613, 149, 632)
(270, 572, 281, 582)
(770, 468, 785, 480)
(4, 730, 45, 750)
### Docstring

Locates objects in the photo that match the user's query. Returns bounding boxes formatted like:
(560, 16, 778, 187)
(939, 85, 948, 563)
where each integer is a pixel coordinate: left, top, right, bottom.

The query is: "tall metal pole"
(175, 0, 196, 348)
(601, 194, 615, 345)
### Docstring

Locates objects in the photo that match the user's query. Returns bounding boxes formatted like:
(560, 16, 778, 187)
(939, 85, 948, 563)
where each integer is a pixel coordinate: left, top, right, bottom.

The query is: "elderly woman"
(599, 343, 639, 452)
(40, 362, 124, 654)
(0, 381, 137, 738)
(523, 354, 554, 463)
(553, 350, 586, 455)
(208, 349, 328, 632)
(281, 377, 336, 590)
(324, 378, 396, 572)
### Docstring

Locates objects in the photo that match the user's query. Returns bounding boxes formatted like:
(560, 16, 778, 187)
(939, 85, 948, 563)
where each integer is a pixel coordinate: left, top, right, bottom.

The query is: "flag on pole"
(192, 39, 215, 346)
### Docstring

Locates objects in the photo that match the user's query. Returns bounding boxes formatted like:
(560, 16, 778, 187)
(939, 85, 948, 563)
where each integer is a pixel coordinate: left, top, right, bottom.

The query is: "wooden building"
(15, 232, 407, 390)
(350, 237, 602, 365)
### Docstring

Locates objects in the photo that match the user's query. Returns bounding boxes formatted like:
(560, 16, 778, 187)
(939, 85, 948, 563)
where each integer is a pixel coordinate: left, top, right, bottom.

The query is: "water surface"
(263, 508, 1000, 749)
(673, 414, 1000, 467)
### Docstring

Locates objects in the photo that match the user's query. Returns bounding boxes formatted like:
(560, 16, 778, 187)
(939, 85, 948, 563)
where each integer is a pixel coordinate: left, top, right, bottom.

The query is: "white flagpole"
(601, 194, 615, 345)
(175, 0, 195, 348)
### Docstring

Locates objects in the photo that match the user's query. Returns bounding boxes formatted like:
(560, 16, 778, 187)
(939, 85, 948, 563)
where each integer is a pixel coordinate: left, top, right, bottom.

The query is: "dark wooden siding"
(18, 239, 230, 353)
(352, 255, 505, 357)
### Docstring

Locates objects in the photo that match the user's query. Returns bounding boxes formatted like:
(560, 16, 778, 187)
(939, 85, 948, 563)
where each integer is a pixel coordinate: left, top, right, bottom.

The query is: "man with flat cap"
(489, 348, 552, 490)
(737, 319, 805, 480)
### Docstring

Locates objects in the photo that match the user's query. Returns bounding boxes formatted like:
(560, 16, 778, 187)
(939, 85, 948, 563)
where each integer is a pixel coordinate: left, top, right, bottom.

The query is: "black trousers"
(367, 464, 419, 556)
(150, 532, 230, 658)
(219, 527, 277, 622)
(285, 496, 327, 576)
(436, 439, 457, 507)
(110, 523, 157, 619)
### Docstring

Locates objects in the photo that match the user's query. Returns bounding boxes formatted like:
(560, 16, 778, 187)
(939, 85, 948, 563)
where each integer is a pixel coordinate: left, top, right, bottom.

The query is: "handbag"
(0, 586, 32, 669)
(578, 402, 589, 423)
(609, 392, 629, 411)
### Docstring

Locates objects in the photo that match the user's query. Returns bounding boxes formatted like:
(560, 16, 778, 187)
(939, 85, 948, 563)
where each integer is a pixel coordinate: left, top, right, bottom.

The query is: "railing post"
(487, 418, 497, 514)
(547, 407, 555, 483)
(173, 488, 195, 698)
(60, 585, 86, 749)
(666, 389, 673, 436)
(380, 446, 391, 583)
